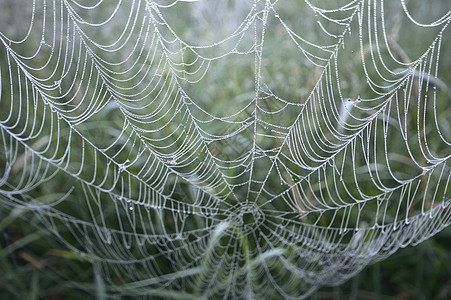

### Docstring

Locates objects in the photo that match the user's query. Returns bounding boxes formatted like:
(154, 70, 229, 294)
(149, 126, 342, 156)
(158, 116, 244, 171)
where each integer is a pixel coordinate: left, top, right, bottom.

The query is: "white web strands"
(0, 0, 450, 298)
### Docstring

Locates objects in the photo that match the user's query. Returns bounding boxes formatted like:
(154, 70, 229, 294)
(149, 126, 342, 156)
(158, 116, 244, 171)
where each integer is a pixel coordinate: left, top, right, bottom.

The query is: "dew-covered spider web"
(0, 0, 451, 298)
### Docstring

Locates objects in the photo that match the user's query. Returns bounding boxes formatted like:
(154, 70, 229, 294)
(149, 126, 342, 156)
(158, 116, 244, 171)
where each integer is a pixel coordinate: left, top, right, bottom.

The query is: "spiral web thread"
(0, 0, 450, 298)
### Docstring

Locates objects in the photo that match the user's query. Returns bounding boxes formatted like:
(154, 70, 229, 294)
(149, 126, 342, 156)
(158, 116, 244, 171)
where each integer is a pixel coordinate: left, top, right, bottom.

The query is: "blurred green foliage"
(0, 0, 450, 299)
(1, 212, 450, 299)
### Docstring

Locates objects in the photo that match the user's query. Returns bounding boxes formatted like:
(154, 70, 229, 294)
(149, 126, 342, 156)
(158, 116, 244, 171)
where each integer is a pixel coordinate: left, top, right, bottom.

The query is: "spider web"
(0, 0, 450, 298)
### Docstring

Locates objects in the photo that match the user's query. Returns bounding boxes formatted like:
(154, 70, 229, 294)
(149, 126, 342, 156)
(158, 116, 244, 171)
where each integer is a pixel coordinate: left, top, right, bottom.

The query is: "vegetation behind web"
(0, 0, 450, 299)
